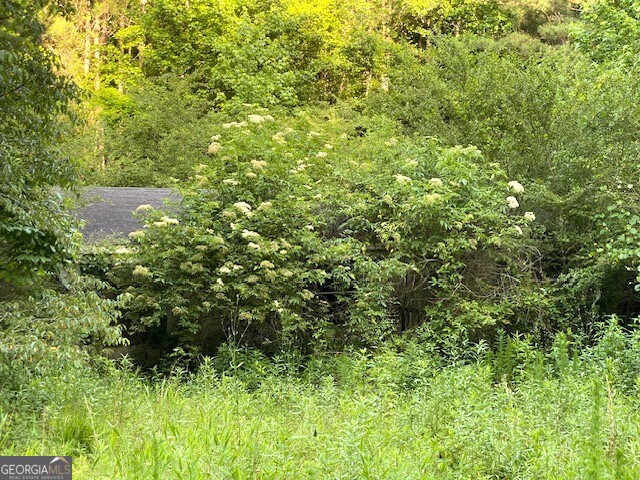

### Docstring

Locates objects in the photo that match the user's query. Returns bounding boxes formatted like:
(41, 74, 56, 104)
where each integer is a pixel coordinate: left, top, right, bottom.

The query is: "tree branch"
(0, 77, 30, 99)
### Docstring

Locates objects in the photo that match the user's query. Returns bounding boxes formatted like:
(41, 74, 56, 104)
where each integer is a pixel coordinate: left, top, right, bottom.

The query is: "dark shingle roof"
(76, 187, 180, 242)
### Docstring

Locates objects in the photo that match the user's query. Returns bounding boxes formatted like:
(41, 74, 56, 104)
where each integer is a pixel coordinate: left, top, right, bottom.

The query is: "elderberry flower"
(508, 180, 524, 194)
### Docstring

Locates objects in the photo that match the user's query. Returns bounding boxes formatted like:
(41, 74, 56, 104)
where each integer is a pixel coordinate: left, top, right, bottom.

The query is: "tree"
(571, 0, 640, 65)
(0, 0, 78, 282)
(392, 0, 516, 47)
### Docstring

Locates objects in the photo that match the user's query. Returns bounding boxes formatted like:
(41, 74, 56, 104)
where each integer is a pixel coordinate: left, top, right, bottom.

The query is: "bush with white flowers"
(109, 106, 541, 359)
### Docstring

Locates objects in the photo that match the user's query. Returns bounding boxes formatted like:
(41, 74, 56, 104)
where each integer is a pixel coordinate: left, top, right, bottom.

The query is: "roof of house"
(76, 187, 180, 242)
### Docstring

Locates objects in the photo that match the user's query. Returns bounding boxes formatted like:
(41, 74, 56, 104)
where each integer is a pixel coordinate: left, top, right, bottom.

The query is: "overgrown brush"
(0, 274, 126, 415)
(4, 333, 640, 479)
(98, 105, 546, 362)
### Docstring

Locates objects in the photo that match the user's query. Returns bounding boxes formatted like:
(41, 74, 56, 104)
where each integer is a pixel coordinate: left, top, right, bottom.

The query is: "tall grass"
(3, 339, 640, 479)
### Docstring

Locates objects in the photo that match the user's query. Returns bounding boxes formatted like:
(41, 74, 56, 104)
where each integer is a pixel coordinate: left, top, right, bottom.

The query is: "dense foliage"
(6, 1, 640, 474)
(0, 275, 126, 414)
(6, 326, 640, 478)
(101, 106, 542, 359)
(0, 0, 78, 281)
(0, 0, 124, 427)
(19, 0, 632, 361)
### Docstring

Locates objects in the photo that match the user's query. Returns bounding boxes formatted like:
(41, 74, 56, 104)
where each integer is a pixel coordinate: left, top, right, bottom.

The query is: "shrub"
(0, 274, 126, 413)
(106, 105, 542, 361)
(583, 316, 640, 394)
(367, 36, 640, 332)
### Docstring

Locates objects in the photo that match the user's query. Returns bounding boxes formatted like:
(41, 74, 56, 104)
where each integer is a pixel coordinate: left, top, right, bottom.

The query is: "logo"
(0, 456, 72, 480)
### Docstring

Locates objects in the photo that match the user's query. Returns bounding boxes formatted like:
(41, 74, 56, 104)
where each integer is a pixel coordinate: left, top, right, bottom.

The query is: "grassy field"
(3, 347, 640, 480)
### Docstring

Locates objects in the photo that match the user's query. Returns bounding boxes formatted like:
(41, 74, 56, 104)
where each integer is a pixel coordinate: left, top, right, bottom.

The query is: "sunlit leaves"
(0, 0, 77, 281)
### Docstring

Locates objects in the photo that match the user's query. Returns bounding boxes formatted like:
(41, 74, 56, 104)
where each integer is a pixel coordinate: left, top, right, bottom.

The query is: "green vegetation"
(107, 105, 541, 360)
(4, 0, 640, 476)
(7, 327, 640, 479)
(0, 0, 78, 281)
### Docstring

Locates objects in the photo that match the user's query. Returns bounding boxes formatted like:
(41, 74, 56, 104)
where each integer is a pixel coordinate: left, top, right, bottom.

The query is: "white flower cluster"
(180, 261, 205, 274)
(250, 160, 267, 170)
(135, 204, 154, 212)
(394, 174, 412, 183)
(424, 193, 441, 205)
(233, 201, 253, 217)
(247, 114, 274, 124)
(223, 121, 248, 129)
(152, 216, 179, 227)
(241, 229, 261, 240)
(508, 180, 525, 194)
(132, 265, 150, 276)
(272, 132, 287, 144)
(524, 211, 536, 222)
(128, 230, 145, 240)
(316, 151, 328, 158)
(208, 142, 222, 155)
(195, 174, 209, 185)
(290, 163, 306, 174)
(506, 196, 519, 209)
(429, 178, 443, 188)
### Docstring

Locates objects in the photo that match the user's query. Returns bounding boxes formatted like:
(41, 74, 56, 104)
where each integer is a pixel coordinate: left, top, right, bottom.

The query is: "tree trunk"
(97, 123, 105, 170)
(83, 13, 91, 77)
(93, 17, 101, 90)
(364, 71, 372, 97)
(117, 15, 125, 93)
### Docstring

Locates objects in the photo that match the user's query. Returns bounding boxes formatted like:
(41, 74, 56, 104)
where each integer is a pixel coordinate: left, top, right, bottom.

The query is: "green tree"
(392, 0, 516, 47)
(571, 0, 640, 65)
(0, 0, 77, 282)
